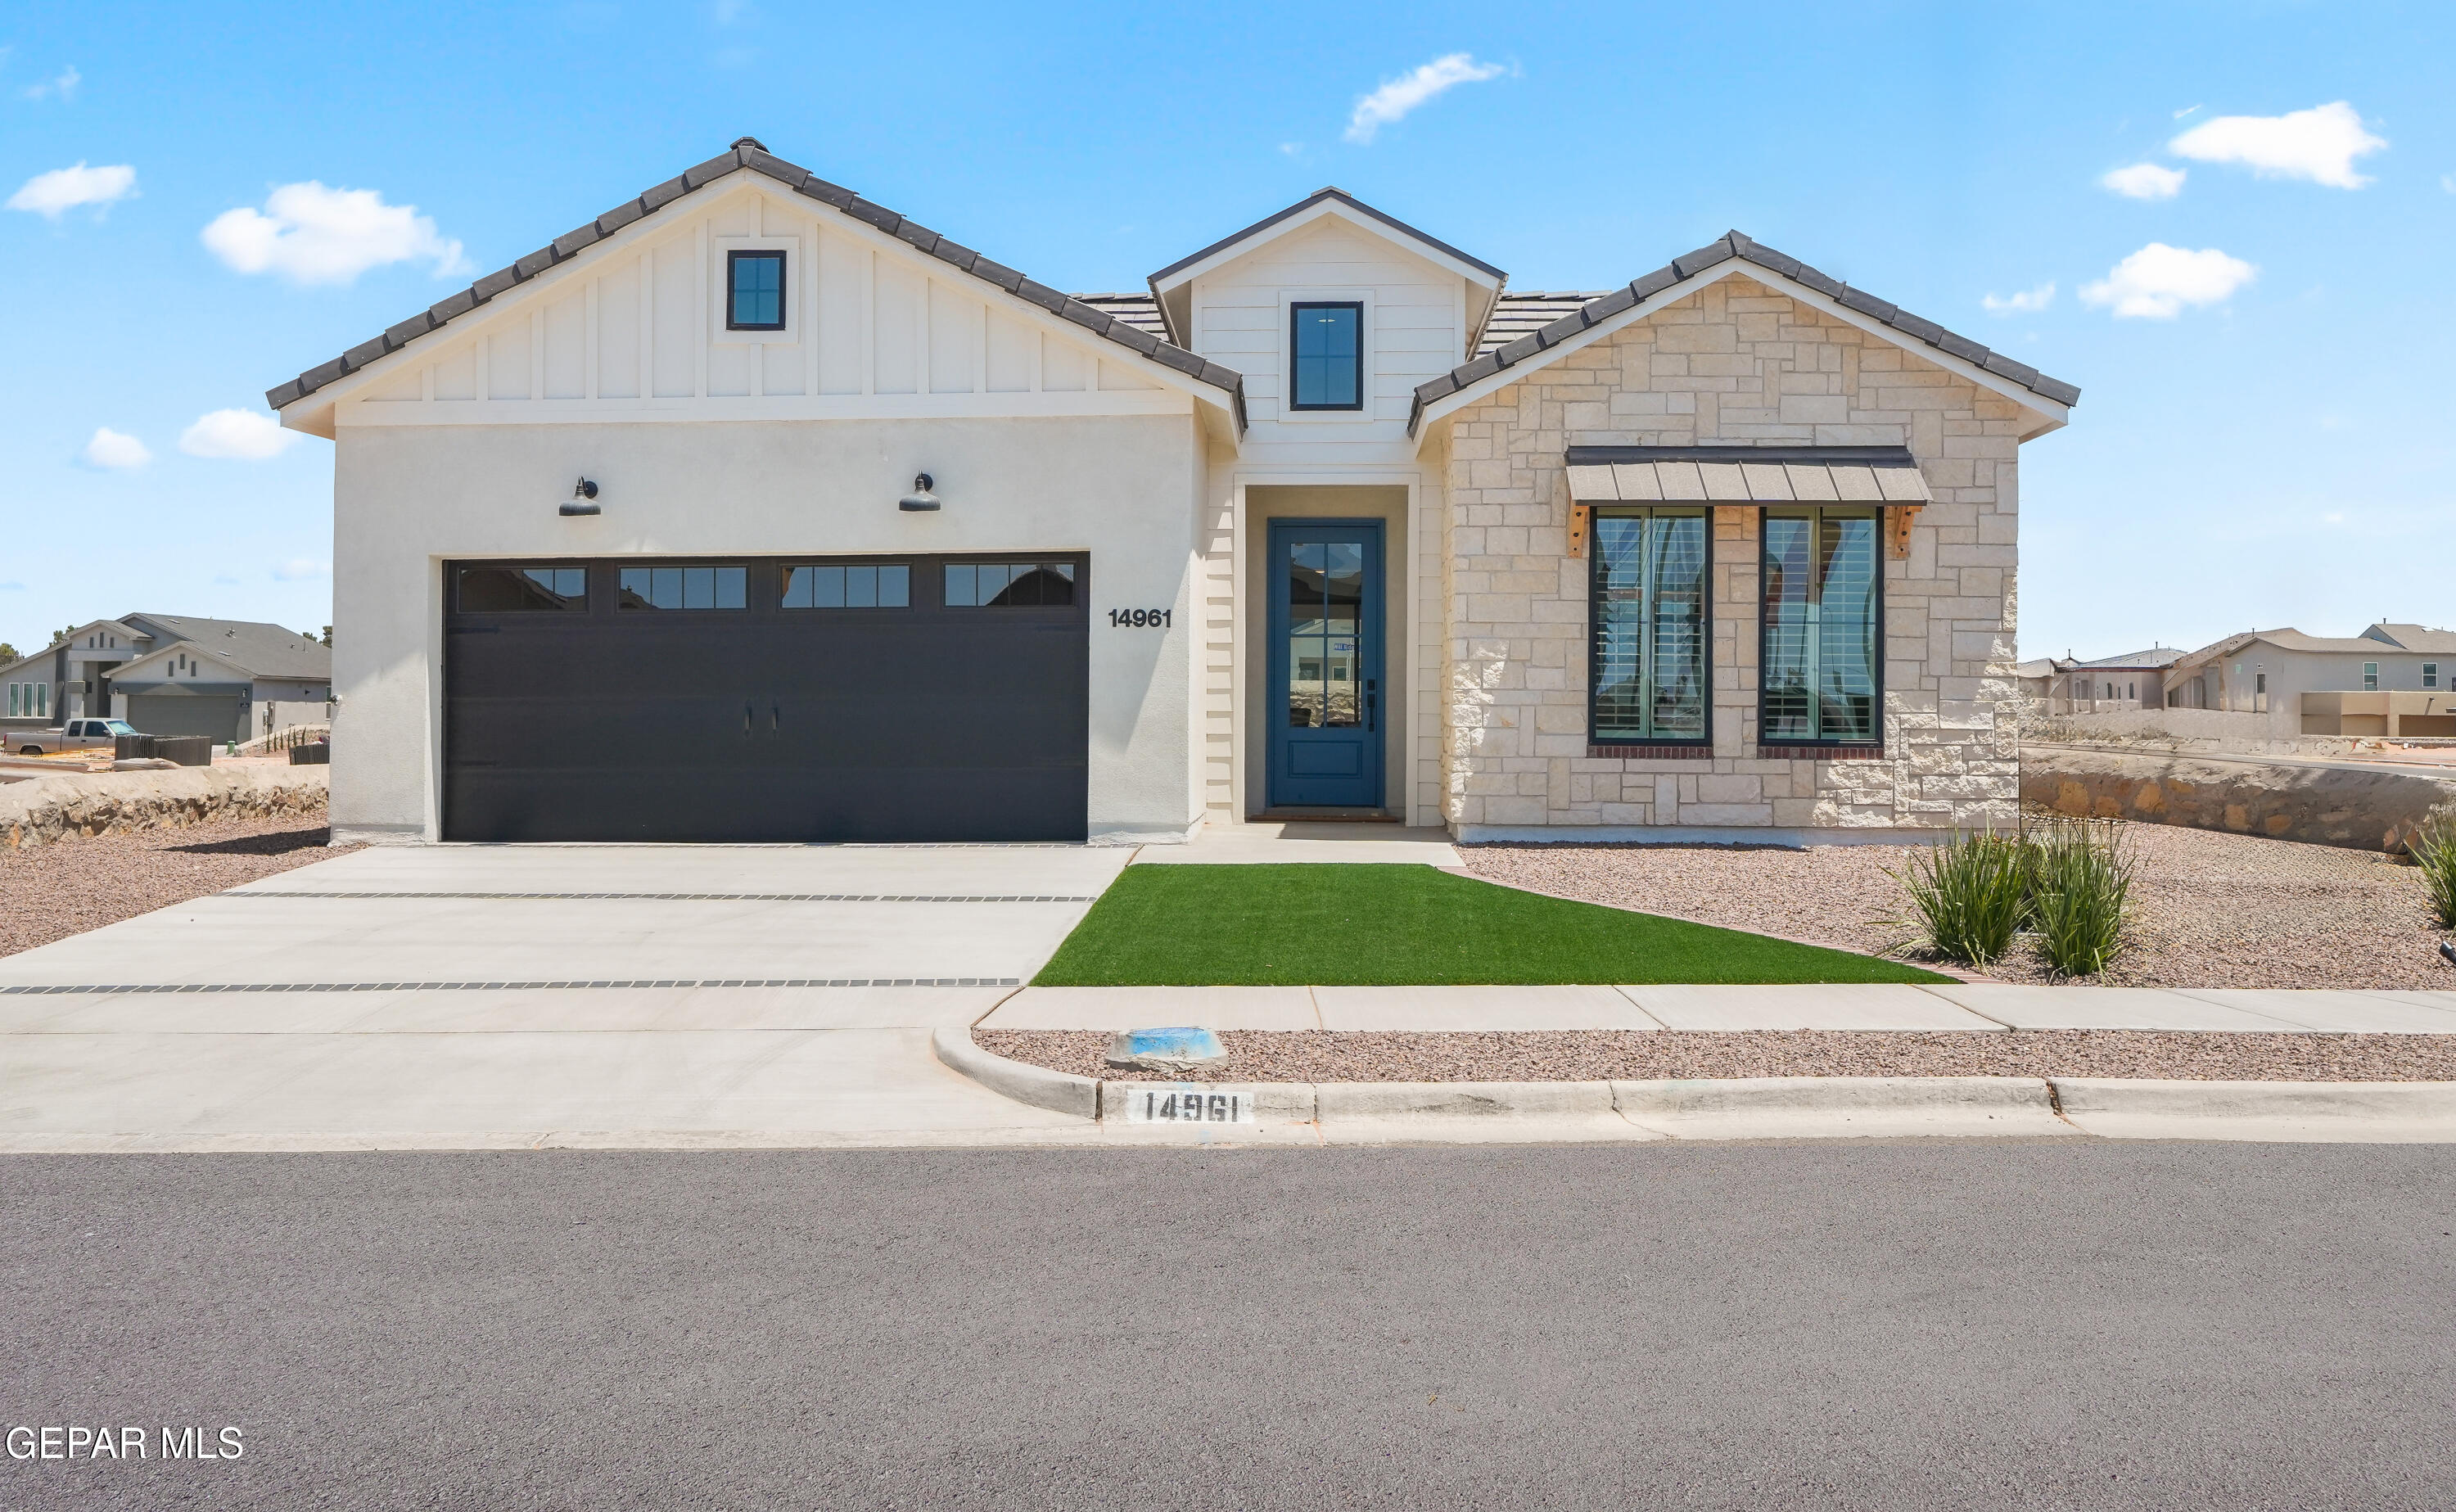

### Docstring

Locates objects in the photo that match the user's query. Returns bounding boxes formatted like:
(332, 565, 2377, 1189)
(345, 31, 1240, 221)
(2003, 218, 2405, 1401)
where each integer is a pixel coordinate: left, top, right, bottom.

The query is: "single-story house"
(2036, 647, 2184, 713)
(0, 614, 332, 743)
(2165, 623, 2453, 738)
(270, 138, 2078, 846)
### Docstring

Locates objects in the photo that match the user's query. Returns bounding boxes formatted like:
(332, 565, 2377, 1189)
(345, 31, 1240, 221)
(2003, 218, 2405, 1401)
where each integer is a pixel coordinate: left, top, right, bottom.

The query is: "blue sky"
(5, 0, 2450, 661)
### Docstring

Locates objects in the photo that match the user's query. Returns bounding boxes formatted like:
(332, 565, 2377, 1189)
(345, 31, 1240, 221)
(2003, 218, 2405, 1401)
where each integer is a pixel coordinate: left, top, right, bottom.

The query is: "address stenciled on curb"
(1122, 1087, 1256, 1125)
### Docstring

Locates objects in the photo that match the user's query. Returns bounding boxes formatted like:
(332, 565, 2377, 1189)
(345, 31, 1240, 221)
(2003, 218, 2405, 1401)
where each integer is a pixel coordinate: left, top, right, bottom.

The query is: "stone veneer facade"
(1436, 273, 2029, 836)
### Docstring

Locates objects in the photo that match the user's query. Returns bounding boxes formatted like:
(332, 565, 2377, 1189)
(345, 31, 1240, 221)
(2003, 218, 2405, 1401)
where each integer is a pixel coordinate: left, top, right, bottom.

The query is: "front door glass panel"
(1268, 521, 1384, 808)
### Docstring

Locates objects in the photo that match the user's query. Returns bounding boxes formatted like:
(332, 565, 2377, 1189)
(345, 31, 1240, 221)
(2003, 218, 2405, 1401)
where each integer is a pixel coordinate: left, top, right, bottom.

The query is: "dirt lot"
(1461, 823, 2455, 991)
(2, 812, 345, 958)
(982, 1027, 2456, 1083)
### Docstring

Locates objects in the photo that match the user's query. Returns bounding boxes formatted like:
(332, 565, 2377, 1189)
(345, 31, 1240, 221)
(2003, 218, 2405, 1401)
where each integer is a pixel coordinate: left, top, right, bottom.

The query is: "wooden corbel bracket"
(1887, 503, 1922, 559)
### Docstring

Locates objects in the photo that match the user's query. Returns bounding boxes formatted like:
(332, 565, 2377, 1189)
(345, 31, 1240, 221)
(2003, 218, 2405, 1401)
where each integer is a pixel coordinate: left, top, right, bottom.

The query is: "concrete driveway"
(0, 844, 1131, 1151)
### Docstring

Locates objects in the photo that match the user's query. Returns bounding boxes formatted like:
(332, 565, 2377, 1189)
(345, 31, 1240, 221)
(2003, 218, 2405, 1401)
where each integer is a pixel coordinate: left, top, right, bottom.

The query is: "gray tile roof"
(266, 139, 1247, 431)
(1411, 231, 2082, 436)
(1071, 293, 1167, 339)
(1146, 186, 1506, 288)
(2065, 647, 2187, 670)
(1477, 292, 1610, 358)
(120, 615, 332, 679)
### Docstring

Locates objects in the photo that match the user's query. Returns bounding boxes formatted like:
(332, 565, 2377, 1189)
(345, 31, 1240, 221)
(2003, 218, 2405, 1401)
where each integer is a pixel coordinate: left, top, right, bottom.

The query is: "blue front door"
(1267, 520, 1384, 809)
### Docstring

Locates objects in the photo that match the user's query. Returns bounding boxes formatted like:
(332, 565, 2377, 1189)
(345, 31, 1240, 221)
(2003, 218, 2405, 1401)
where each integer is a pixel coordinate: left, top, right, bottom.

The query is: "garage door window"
(620, 566, 747, 610)
(458, 566, 588, 612)
(946, 562, 1076, 607)
(782, 563, 910, 608)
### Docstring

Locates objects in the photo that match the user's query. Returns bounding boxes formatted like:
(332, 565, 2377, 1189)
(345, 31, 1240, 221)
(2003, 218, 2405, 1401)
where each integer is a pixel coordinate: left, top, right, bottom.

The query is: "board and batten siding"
(1187, 218, 1467, 449)
(341, 183, 1173, 424)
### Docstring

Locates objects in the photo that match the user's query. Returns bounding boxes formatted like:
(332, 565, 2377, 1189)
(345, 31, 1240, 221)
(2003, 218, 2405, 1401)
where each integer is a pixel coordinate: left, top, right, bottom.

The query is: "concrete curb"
(2052, 1077, 2456, 1142)
(930, 1027, 1099, 1119)
(937, 1035, 2456, 1144)
(1614, 1076, 2073, 1139)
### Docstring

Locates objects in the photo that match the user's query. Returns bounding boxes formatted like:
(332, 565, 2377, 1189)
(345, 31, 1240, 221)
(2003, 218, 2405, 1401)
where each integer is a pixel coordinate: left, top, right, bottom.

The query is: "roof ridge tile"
(268, 143, 1244, 427)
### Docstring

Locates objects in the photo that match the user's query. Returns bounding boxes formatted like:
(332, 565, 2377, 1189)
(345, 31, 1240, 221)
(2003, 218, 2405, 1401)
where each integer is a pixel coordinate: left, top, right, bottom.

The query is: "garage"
(442, 555, 1089, 843)
(125, 693, 246, 742)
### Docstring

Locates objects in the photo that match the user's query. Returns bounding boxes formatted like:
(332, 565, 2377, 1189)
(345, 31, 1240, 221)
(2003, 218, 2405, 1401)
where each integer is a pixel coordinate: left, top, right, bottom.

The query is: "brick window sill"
(1588, 743, 1714, 761)
(1757, 744, 1886, 761)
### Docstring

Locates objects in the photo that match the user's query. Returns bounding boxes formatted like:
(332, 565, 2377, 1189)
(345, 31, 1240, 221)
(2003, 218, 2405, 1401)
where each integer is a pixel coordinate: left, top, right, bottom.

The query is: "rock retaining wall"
(2, 765, 329, 850)
(2023, 742, 2456, 853)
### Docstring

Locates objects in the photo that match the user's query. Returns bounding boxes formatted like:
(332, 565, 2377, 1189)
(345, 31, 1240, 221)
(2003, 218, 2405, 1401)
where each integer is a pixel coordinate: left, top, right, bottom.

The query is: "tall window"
(1590, 509, 1708, 743)
(2363, 661, 2379, 691)
(1762, 508, 1880, 745)
(727, 250, 786, 332)
(2427, 663, 2441, 689)
(1289, 302, 1361, 410)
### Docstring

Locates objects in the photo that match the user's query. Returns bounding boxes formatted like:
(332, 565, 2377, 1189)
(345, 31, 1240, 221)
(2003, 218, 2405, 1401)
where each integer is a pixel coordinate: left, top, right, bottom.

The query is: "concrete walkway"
(981, 982, 2456, 1032)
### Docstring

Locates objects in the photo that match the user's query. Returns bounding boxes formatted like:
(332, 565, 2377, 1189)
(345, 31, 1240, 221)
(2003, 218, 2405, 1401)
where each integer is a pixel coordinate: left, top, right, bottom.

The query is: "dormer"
(1147, 189, 1504, 449)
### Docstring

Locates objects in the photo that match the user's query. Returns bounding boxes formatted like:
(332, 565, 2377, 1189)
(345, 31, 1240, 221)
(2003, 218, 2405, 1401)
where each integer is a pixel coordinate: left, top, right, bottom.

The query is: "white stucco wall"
(329, 413, 1204, 844)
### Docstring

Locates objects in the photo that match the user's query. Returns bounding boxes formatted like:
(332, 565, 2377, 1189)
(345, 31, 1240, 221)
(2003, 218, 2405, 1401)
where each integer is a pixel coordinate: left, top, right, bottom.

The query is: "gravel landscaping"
(1, 812, 345, 958)
(1461, 823, 2456, 991)
(978, 1028, 2456, 1083)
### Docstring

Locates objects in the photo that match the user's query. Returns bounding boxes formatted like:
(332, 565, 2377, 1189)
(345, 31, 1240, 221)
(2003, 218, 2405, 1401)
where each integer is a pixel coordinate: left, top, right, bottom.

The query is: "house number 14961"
(1109, 608, 1172, 628)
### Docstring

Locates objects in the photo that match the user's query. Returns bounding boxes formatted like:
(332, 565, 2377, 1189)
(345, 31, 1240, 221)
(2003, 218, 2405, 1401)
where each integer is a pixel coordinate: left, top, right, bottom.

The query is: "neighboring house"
(269, 138, 2078, 846)
(2038, 648, 2183, 712)
(2165, 623, 2454, 738)
(0, 615, 332, 742)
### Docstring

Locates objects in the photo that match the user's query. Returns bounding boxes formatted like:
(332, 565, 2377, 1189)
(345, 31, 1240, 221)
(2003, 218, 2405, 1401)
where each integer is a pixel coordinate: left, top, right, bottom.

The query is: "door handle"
(770, 702, 779, 733)
(743, 702, 753, 734)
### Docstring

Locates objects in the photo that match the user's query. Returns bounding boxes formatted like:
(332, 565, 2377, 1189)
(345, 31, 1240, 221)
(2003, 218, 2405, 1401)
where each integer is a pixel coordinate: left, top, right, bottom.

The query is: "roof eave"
(272, 143, 1246, 436)
(1147, 187, 1506, 297)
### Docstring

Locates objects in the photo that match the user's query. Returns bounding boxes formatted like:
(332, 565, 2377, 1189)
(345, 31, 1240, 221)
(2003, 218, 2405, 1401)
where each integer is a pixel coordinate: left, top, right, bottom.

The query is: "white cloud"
(2169, 102, 2386, 188)
(1344, 52, 1506, 143)
(1982, 282, 2055, 315)
(180, 408, 301, 461)
(22, 65, 79, 102)
(2173, 104, 2201, 120)
(2101, 163, 2185, 200)
(80, 427, 151, 470)
(7, 161, 136, 219)
(271, 558, 331, 581)
(2079, 243, 2256, 319)
(201, 181, 468, 286)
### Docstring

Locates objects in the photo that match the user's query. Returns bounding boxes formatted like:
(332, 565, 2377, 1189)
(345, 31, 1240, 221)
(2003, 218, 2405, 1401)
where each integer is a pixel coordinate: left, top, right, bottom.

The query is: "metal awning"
(1564, 445, 1931, 505)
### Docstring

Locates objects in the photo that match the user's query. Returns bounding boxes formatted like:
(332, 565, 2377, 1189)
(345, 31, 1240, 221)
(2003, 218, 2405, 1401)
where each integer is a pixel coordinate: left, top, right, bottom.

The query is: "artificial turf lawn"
(1032, 864, 1952, 986)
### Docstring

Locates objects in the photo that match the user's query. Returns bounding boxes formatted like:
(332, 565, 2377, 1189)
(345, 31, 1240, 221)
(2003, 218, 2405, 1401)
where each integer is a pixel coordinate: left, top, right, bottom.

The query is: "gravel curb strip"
(930, 1026, 1097, 1118)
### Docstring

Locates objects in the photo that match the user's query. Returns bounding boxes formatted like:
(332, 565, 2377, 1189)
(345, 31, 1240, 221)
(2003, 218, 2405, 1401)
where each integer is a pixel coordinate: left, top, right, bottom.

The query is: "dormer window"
(1289, 301, 1362, 411)
(727, 250, 786, 332)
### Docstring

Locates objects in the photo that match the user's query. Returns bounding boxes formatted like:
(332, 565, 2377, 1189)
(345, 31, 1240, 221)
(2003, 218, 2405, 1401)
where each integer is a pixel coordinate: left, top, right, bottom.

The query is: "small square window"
(1289, 302, 1362, 411)
(727, 250, 786, 332)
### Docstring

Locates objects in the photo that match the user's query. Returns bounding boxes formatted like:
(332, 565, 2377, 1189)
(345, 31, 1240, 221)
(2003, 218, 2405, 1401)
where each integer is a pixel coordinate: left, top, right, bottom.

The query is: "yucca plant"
(1894, 830, 2029, 968)
(2409, 813, 2456, 931)
(2027, 815, 2133, 977)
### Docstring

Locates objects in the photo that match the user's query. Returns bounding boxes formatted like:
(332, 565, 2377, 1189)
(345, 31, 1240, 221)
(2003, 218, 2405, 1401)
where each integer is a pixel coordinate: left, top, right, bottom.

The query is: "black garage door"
(443, 555, 1088, 842)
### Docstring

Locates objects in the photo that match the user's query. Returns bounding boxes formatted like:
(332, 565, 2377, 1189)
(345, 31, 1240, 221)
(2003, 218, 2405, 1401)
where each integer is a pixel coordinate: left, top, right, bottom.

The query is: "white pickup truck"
(10, 717, 139, 755)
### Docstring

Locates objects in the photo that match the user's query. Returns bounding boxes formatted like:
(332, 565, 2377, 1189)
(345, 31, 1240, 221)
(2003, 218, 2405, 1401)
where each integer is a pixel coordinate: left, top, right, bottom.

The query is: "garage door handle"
(770, 702, 779, 733)
(743, 702, 753, 734)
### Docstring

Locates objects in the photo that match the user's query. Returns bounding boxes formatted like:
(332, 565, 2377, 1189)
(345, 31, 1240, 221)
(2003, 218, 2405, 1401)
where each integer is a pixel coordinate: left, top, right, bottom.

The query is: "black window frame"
(1757, 505, 1886, 753)
(1288, 300, 1364, 413)
(725, 249, 788, 332)
(1587, 506, 1713, 751)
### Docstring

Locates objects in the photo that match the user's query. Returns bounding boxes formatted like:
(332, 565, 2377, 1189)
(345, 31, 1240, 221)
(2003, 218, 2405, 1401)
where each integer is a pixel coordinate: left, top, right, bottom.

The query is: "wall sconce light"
(560, 478, 602, 517)
(898, 472, 942, 512)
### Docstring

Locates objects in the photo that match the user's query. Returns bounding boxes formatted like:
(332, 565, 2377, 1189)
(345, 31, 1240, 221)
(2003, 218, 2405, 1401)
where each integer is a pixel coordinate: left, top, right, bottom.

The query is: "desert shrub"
(1895, 830, 2029, 968)
(2409, 814, 2456, 931)
(2028, 816, 2133, 977)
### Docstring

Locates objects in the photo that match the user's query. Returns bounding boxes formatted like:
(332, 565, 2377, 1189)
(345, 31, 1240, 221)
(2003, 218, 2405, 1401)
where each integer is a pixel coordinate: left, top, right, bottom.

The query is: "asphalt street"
(5, 1141, 2454, 1510)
